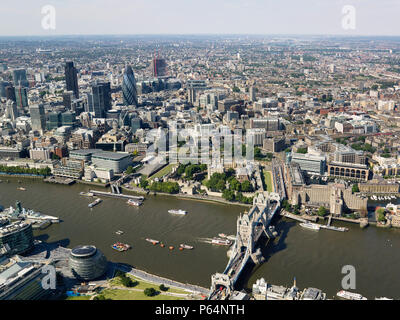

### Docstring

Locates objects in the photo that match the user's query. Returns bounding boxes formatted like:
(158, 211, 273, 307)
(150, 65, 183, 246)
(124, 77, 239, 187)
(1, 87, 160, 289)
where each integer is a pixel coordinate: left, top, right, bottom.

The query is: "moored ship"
(2, 200, 59, 223)
(299, 222, 320, 231)
(127, 199, 142, 207)
(337, 290, 367, 300)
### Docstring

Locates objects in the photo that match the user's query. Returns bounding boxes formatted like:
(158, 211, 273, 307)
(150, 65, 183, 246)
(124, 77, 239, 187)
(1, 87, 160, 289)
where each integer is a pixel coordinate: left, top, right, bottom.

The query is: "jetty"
(89, 190, 144, 201)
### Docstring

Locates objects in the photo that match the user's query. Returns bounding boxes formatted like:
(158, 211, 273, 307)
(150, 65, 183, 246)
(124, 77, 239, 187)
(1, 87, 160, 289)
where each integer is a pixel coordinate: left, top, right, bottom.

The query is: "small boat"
(160, 243, 165, 248)
(169, 246, 174, 250)
(80, 191, 94, 197)
(146, 238, 159, 245)
(127, 199, 142, 207)
(226, 235, 236, 241)
(375, 297, 393, 300)
(17, 187, 26, 191)
(111, 242, 131, 252)
(88, 198, 102, 208)
(179, 247, 183, 251)
(212, 237, 232, 246)
(218, 233, 227, 238)
(180, 244, 194, 250)
(337, 290, 367, 300)
(168, 209, 187, 215)
(115, 230, 124, 235)
(299, 222, 320, 231)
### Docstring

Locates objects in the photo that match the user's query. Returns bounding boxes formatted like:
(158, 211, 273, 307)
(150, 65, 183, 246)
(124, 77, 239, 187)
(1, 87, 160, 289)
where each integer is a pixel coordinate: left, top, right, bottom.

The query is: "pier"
(89, 190, 144, 201)
(208, 192, 281, 300)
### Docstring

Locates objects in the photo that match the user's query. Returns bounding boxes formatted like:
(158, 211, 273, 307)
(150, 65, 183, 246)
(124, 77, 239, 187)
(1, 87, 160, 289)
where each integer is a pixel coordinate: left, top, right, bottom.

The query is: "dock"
(89, 190, 144, 201)
(44, 176, 75, 185)
(281, 211, 348, 232)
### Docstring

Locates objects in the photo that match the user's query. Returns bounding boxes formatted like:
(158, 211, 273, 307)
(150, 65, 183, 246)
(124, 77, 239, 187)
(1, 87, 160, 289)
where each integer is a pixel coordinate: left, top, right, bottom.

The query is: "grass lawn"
(66, 295, 92, 300)
(100, 289, 185, 300)
(149, 164, 175, 179)
(109, 273, 188, 295)
(263, 170, 274, 192)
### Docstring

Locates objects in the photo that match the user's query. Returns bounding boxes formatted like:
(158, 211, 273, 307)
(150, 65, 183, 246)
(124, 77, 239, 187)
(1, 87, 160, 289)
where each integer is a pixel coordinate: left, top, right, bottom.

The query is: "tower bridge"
(209, 192, 281, 300)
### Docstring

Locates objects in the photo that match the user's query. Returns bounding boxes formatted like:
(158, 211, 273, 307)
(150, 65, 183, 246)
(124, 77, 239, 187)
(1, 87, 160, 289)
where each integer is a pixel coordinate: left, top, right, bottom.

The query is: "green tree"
(241, 180, 252, 192)
(144, 288, 156, 297)
(159, 284, 168, 292)
(317, 206, 328, 217)
(125, 166, 134, 174)
(352, 184, 360, 193)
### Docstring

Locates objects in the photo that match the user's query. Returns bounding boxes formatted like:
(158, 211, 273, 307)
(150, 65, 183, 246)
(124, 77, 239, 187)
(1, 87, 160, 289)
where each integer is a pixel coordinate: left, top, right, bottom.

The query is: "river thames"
(1, 176, 400, 299)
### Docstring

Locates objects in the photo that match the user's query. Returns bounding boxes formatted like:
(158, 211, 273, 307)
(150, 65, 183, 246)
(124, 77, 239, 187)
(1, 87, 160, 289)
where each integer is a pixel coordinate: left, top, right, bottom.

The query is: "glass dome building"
(122, 65, 138, 107)
(68, 245, 107, 281)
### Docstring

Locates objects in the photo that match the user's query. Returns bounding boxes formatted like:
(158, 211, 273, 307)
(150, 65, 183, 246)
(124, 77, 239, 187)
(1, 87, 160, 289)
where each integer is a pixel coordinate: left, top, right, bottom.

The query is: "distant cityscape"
(0, 33, 400, 301)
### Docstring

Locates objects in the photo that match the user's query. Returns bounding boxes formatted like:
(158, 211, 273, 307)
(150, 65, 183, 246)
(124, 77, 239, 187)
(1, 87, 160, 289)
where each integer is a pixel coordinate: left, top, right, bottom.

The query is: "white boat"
(375, 297, 393, 300)
(299, 222, 320, 231)
(337, 290, 367, 300)
(127, 199, 142, 207)
(115, 230, 124, 235)
(218, 233, 227, 238)
(88, 198, 102, 208)
(168, 209, 187, 215)
(145, 238, 159, 245)
(212, 237, 232, 246)
(80, 191, 94, 197)
(226, 235, 236, 241)
(180, 244, 194, 250)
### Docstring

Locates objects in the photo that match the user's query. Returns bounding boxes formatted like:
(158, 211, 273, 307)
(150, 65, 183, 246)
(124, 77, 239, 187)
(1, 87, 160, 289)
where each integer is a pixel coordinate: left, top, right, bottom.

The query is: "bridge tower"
(209, 273, 233, 299)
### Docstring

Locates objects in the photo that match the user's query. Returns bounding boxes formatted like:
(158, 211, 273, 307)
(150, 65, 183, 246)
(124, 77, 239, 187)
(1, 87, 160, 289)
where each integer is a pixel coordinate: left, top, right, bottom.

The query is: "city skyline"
(0, 0, 399, 37)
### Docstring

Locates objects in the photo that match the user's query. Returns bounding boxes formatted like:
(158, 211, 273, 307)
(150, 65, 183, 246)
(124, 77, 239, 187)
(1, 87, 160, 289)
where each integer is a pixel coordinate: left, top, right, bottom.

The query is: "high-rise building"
(62, 90, 74, 109)
(15, 86, 28, 108)
(46, 111, 61, 130)
(12, 69, 29, 87)
(151, 56, 167, 77)
(88, 82, 111, 118)
(29, 104, 46, 133)
(65, 61, 79, 99)
(5, 100, 18, 121)
(122, 65, 138, 106)
(5, 85, 16, 102)
(0, 81, 10, 98)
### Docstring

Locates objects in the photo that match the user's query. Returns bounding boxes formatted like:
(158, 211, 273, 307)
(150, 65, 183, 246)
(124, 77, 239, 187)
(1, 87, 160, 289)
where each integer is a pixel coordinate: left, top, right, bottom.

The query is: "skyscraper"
(65, 61, 79, 99)
(15, 86, 28, 108)
(5, 100, 18, 121)
(12, 68, 29, 87)
(29, 104, 46, 133)
(63, 91, 74, 109)
(5, 85, 16, 102)
(88, 82, 111, 118)
(151, 56, 167, 77)
(122, 65, 138, 107)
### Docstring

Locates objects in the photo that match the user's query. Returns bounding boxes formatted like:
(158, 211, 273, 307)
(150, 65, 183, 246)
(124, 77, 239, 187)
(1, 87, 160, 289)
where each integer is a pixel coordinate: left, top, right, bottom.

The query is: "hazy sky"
(1, 0, 399, 36)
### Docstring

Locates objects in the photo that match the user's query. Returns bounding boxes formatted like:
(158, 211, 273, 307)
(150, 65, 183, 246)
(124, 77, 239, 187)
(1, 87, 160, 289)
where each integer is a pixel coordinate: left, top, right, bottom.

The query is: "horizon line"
(1, 33, 400, 38)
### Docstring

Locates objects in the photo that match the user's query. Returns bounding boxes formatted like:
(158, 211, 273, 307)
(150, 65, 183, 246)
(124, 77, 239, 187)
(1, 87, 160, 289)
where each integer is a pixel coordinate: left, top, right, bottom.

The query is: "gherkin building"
(122, 65, 138, 107)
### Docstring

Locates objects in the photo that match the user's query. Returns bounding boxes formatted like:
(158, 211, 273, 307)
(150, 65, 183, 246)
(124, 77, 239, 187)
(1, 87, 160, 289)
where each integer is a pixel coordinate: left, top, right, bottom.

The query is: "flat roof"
(92, 151, 131, 161)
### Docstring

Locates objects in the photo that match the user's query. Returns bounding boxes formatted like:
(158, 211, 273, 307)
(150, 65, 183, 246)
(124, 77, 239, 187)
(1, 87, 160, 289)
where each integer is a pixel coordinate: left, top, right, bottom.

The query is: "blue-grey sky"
(1, 0, 399, 36)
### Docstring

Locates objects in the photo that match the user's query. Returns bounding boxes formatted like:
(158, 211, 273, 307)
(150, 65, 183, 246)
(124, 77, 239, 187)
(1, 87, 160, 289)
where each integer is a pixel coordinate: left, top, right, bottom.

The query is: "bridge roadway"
(209, 196, 280, 300)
